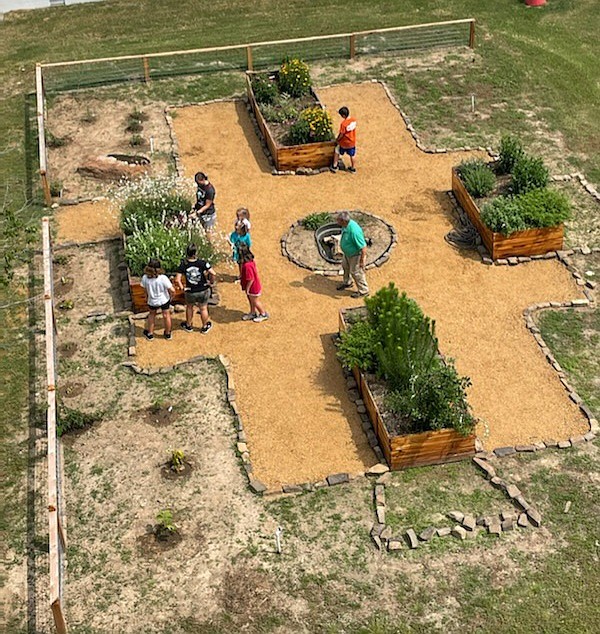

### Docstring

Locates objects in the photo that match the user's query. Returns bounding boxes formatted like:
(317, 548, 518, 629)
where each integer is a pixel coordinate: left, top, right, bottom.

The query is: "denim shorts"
(200, 213, 217, 230)
(339, 146, 356, 157)
(184, 289, 210, 306)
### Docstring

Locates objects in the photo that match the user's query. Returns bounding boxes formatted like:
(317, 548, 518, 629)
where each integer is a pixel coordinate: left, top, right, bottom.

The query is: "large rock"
(77, 155, 149, 181)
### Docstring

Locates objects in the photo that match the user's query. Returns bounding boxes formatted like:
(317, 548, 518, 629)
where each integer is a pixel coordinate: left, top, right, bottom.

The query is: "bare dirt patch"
(55, 200, 120, 244)
(59, 381, 86, 399)
(46, 94, 173, 199)
(145, 404, 178, 427)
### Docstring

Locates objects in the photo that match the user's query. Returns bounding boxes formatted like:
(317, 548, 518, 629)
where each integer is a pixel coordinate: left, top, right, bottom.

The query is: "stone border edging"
(121, 334, 389, 497)
(371, 454, 543, 552)
(280, 210, 397, 274)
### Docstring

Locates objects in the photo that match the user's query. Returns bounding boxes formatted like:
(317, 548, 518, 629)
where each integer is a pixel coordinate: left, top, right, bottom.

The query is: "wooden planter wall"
(451, 168, 564, 259)
(339, 309, 476, 470)
(246, 72, 336, 171)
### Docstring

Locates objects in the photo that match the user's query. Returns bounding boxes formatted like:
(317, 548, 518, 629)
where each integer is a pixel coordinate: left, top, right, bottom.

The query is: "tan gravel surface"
(127, 82, 586, 486)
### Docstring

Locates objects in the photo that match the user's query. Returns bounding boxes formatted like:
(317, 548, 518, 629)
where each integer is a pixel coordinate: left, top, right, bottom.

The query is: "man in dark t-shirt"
(191, 172, 217, 232)
(175, 243, 216, 334)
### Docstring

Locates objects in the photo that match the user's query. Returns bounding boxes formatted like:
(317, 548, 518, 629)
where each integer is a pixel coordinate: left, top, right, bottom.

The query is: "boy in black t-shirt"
(191, 172, 217, 232)
(175, 243, 216, 334)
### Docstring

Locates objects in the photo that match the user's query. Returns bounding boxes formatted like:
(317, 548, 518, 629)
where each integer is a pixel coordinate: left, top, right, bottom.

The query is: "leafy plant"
(386, 363, 473, 435)
(125, 220, 222, 276)
(511, 154, 549, 194)
(50, 181, 63, 197)
(129, 134, 144, 146)
(155, 509, 178, 539)
(515, 187, 571, 228)
(299, 107, 334, 142)
(261, 96, 300, 123)
(287, 117, 311, 145)
(278, 58, 312, 97)
(252, 75, 279, 105)
(169, 449, 185, 472)
(58, 299, 74, 310)
(46, 130, 70, 148)
(57, 406, 101, 436)
(480, 196, 527, 235)
(129, 108, 148, 122)
(457, 159, 495, 198)
(337, 319, 379, 372)
(498, 134, 524, 174)
(126, 120, 143, 133)
(302, 212, 331, 230)
(120, 185, 191, 235)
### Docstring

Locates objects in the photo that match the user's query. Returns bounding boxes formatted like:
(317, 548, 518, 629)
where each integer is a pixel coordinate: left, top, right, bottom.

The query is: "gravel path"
(111, 82, 587, 486)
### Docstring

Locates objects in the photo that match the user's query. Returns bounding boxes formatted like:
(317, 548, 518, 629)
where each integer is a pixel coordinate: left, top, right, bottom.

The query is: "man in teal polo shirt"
(336, 211, 369, 298)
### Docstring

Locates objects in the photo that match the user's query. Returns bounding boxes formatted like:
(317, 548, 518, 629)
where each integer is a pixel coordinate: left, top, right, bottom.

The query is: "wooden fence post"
(51, 600, 68, 634)
(143, 56, 150, 82)
(246, 45, 253, 71)
(40, 170, 52, 206)
(349, 34, 356, 59)
(469, 20, 475, 48)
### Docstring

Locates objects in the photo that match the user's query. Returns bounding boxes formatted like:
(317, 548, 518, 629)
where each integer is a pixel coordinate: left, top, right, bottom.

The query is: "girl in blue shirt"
(229, 221, 252, 274)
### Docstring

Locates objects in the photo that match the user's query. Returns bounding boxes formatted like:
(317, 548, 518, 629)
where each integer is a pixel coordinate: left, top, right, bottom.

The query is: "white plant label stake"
(275, 526, 283, 555)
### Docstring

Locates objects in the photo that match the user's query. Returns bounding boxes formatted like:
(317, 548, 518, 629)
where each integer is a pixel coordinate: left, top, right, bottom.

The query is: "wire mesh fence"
(40, 19, 474, 93)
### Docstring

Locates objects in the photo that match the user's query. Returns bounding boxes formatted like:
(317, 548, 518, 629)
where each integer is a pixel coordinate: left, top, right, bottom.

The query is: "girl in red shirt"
(239, 245, 269, 323)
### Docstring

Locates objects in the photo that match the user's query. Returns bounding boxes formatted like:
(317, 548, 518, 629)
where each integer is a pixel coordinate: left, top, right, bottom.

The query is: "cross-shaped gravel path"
(134, 82, 587, 487)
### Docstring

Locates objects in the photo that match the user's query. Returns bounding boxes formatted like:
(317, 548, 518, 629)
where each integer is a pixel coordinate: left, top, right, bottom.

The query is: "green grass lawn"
(1, 1, 599, 631)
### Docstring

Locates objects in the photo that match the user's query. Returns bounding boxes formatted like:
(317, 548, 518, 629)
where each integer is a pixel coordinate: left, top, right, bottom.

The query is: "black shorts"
(148, 300, 171, 311)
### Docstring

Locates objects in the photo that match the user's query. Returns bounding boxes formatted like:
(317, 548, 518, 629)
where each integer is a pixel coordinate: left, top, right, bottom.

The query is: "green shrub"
(480, 196, 527, 235)
(261, 98, 299, 124)
(125, 221, 222, 276)
(121, 193, 191, 235)
(300, 107, 334, 142)
(302, 212, 331, 230)
(287, 118, 311, 145)
(252, 75, 279, 105)
(511, 154, 549, 194)
(278, 58, 312, 97)
(57, 406, 101, 436)
(386, 363, 473, 435)
(516, 188, 571, 228)
(337, 320, 379, 372)
(498, 135, 524, 174)
(457, 159, 496, 198)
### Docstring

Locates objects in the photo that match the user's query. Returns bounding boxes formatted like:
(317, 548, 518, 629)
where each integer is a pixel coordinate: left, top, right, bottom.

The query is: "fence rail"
(36, 18, 474, 203)
(42, 217, 68, 634)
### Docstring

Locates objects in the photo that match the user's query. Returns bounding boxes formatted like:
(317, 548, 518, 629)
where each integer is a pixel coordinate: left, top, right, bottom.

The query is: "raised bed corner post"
(349, 34, 356, 59)
(469, 19, 475, 48)
(143, 56, 150, 83)
(246, 45, 253, 71)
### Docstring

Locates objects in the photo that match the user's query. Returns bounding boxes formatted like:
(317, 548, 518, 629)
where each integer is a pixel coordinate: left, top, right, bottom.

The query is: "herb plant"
(252, 75, 279, 104)
(511, 154, 549, 194)
(480, 196, 527, 235)
(457, 159, 495, 198)
(498, 135, 524, 174)
(302, 212, 331, 230)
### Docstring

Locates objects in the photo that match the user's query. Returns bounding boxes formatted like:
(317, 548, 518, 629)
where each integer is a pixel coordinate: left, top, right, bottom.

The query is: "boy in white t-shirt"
(140, 258, 174, 340)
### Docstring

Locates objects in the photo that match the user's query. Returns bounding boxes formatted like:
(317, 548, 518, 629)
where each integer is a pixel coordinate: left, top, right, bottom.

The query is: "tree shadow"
(312, 333, 376, 465)
(290, 273, 348, 298)
(234, 100, 273, 175)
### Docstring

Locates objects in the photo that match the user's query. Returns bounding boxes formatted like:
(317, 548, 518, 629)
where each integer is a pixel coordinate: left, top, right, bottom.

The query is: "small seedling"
(58, 299, 74, 310)
(126, 120, 143, 133)
(81, 108, 97, 124)
(169, 449, 185, 472)
(155, 509, 177, 539)
(129, 108, 148, 122)
(53, 254, 70, 266)
(50, 181, 63, 197)
(129, 134, 144, 147)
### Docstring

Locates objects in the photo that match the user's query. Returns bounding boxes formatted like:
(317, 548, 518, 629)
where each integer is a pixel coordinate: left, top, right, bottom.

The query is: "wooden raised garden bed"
(246, 71, 336, 171)
(452, 167, 564, 259)
(339, 308, 476, 470)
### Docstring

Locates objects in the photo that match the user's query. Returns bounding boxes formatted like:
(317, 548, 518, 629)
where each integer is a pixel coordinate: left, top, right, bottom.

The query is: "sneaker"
(329, 164, 338, 173)
(253, 313, 269, 323)
(242, 312, 257, 321)
(348, 167, 356, 173)
(180, 322, 193, 332)
(164, 332, 172, 340)
(336, 283, 352, 291)
(351, 291, 369, 299)
(143, 329, 154, 341)
(200, 321, 213, 334)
